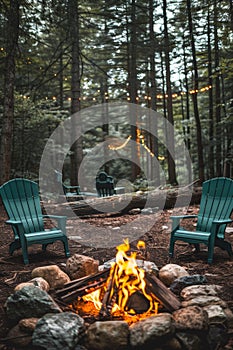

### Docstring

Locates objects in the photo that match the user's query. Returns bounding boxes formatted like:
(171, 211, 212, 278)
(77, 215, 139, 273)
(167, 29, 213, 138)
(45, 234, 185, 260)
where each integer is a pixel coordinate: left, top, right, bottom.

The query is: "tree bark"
(214, 0, 222, 177)
(186, 0, 204, 183)
(182, 36, 192, 183)
(128, 0, 140, 180)
(68, 0, 83, 186)
(50, 186, 202, 217)
(207, 1, 214, 178)
(148, 0, 160, 186)
(0, 0, 20, 184)
(163, 0, 177, 185)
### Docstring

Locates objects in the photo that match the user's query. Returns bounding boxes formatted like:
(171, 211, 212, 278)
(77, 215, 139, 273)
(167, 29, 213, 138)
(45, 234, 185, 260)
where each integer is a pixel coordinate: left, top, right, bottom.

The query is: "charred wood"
(145, 273, 181, 312)
(56, 268, 110, 302)
(99, 264, 118, 318)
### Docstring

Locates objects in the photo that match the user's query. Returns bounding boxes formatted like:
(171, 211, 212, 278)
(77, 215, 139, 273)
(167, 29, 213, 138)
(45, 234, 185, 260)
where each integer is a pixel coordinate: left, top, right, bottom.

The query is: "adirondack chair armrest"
(212, 219, 232, 225)
(210, 219, 232, 233)
(5, 220, 25, 238)
(170, 215, 198, 231)
(43, 215, 67, 234)
(6, 219, 23, 226)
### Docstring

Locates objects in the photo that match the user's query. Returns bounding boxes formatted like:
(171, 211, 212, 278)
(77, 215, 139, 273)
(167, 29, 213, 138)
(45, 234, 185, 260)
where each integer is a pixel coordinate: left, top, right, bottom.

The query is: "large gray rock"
(181, 296, 227, 308)
(130, 313, 175, 348)
(85, 320, 129, 350)
(180, 284, 222, 301)
(170, 274, 207, 295)
(203, 304, 228, 325)
(32, 312, 85, 350)
(5, 285, 62, 323)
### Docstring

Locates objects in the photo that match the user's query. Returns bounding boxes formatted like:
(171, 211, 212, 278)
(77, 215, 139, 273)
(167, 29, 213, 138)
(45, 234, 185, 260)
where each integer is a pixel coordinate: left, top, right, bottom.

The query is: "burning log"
(145, 273, 181, 312)
(126, 291, 150, 314)
(99, 264, 118, 318)
(56, 240, 181, 316)
(56, 269, 180, 313)
(56, 269, 110, 303)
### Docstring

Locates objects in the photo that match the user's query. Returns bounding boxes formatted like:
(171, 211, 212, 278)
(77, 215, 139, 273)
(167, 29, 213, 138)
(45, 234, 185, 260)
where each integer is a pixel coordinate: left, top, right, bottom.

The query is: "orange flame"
(82, 239, 158, 317)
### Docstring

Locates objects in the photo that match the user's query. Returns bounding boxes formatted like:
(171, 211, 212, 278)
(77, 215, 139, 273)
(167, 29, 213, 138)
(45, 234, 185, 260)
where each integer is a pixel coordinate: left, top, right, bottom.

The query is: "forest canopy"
(0, 0, 232, 189)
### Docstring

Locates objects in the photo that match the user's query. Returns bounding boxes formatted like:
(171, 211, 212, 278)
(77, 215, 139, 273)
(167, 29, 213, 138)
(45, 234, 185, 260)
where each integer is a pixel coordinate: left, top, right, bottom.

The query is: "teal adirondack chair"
(0, 178, 70, 264)
(169, 177, 233, 264)
(96, 171, 115, 197)
(54, 170, 97, 199)
(54, 170, 81, 198)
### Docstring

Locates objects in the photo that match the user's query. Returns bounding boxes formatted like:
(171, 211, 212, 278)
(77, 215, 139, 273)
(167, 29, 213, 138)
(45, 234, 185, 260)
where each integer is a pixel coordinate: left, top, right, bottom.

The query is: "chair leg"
(21, 246, 29, 265)
(19, 237, 29, 265)
(62, 238, 70, 258)
(207, 242, 214, 264)
(194, 244, 200, 252)
(215, 239, 233, 257)
(42, 244, 48, 252)
(169, 238, 175, 258)
(9, 240, 21, 255)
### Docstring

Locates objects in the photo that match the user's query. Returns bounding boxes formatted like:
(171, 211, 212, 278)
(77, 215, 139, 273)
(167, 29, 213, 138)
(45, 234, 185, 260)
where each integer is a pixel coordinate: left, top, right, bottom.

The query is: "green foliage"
(0, 0, 232, 183)
(11, 94, 69, 179)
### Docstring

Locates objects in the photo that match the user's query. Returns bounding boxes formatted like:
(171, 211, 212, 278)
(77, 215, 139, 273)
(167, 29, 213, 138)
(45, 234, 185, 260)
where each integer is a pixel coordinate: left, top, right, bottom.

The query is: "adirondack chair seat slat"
(24, 230, 66, 241)
(169, 177, 233, 264)
(0, 178, 70, 264)
(173, 230, 211, 242)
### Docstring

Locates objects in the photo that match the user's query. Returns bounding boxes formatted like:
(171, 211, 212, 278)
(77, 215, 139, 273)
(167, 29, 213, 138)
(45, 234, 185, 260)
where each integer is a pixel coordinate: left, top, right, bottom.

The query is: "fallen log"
(45, 185, 202, 217)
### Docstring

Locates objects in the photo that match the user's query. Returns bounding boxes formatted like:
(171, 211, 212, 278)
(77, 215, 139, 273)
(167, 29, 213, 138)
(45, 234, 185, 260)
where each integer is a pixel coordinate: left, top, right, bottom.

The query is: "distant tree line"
(0, 0, 232, 187)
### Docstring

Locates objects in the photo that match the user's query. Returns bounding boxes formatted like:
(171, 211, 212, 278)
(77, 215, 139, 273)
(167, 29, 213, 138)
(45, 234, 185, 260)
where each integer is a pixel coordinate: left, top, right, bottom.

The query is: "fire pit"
(3, 240, 232, 350)
(56, 239, 180, 323)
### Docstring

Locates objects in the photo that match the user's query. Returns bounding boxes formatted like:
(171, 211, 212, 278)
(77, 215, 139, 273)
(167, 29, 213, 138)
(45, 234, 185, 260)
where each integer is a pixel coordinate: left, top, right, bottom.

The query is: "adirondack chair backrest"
(196, 177, 233, 237)
(96, 171, 115, 197)
(0, 179, 44, 236)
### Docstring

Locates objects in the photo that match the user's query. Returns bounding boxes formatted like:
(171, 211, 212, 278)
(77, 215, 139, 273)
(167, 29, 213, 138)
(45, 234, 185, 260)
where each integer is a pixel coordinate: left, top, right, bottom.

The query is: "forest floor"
(0, 202, 233, 349)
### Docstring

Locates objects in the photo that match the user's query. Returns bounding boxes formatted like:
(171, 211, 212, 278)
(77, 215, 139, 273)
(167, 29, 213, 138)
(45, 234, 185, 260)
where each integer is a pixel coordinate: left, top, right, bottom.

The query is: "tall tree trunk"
(59, 45, 64, 109)
(0, 0, 19, 184)
(182, 37, 192, 183)
(163, 0, 177, 185)
(148, 0, 160, 186)
(207, 1, 214, 178)
(214, 0, 221, 176)
(186, 0, 204, 183)
(229, 0, 233, 30)
(128, 0, 140, 180)
(68, 0, 83, 186)
(102, 11, 109, 174)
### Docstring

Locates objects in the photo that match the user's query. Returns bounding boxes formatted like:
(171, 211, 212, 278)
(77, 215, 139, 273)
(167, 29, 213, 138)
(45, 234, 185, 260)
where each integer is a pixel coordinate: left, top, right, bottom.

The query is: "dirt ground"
(0, 202, 233, 349)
